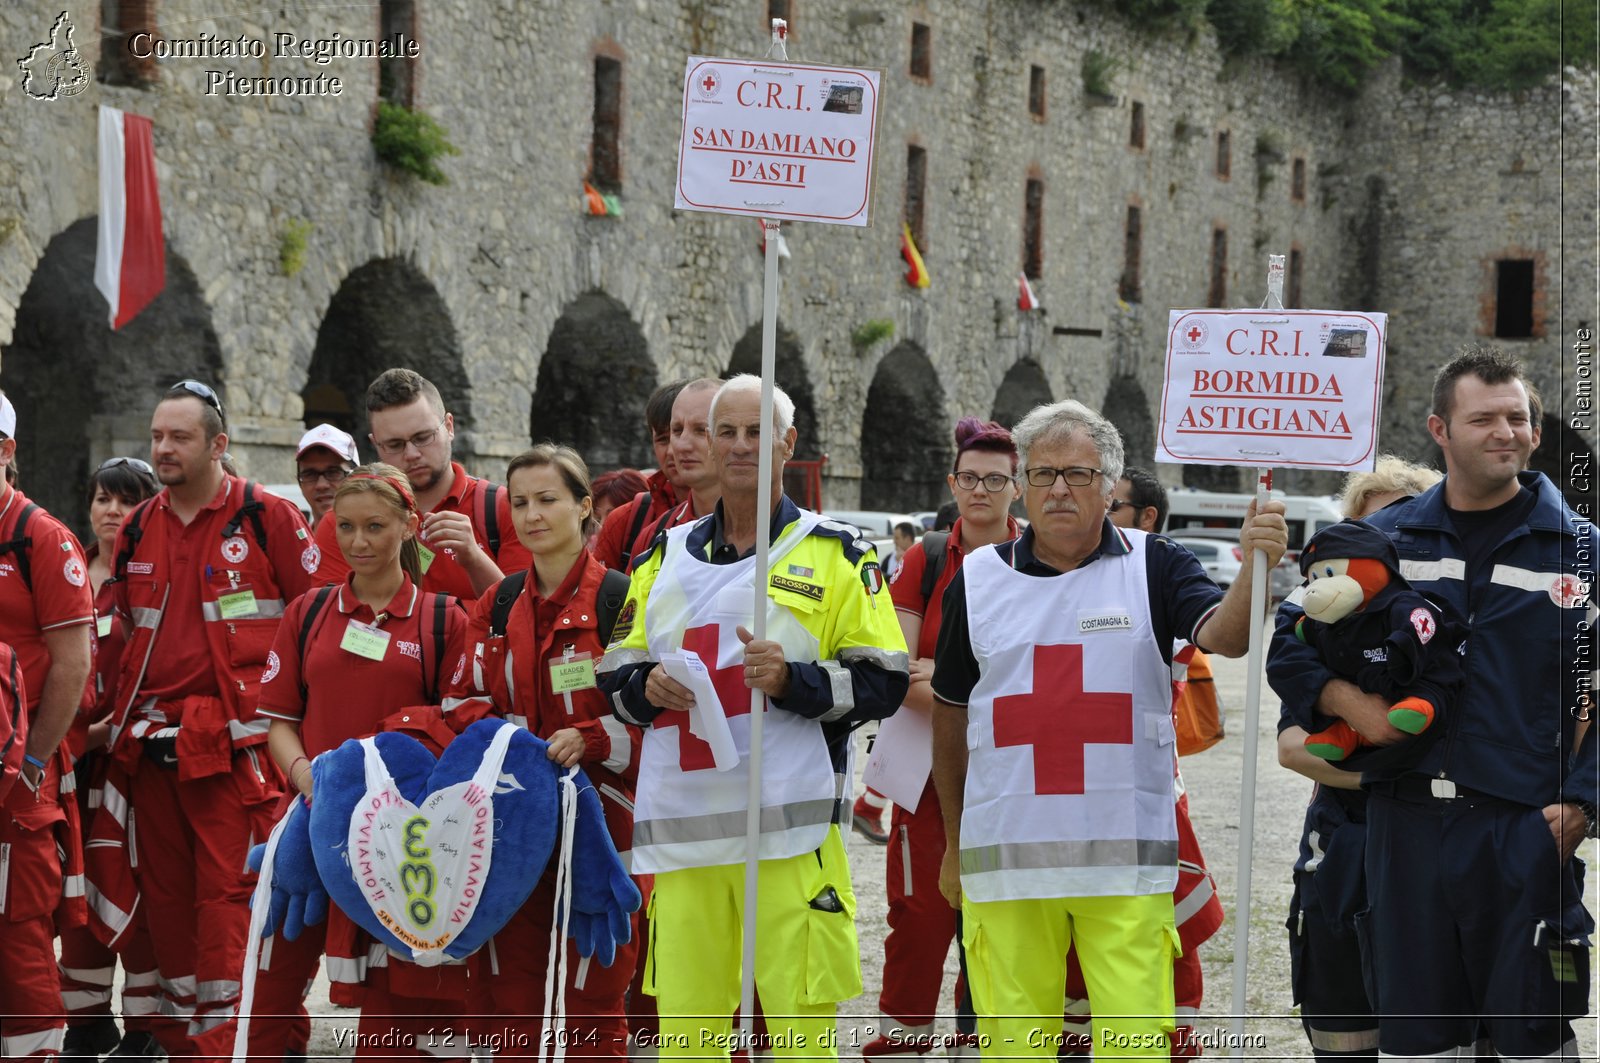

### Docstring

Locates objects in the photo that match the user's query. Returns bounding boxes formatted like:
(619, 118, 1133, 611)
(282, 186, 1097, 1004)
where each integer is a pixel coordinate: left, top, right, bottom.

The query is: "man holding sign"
(930, 400, 1286, 1059)
(599, 375, 908, 1059)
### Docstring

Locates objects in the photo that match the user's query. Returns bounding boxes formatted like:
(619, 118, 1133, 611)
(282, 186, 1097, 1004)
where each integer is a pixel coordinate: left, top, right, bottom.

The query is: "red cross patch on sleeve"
(1409, 607, 1435, 644)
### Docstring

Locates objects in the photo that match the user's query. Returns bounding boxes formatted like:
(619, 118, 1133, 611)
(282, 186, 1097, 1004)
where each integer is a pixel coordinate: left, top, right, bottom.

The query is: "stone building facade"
(1, 0, 1592, 530)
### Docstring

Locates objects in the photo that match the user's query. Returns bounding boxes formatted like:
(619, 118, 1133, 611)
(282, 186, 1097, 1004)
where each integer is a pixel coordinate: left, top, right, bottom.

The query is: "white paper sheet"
(659, 649, 741, 772)
(860, 705, 932, 811)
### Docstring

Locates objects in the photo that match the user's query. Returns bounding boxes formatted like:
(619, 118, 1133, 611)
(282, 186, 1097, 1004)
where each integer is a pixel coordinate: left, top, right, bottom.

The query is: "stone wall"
(0, 0, 1589, 528)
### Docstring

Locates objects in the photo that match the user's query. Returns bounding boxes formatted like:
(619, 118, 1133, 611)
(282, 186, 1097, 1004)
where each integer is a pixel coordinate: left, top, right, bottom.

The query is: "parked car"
(822, 509, 918, 538)
(1169, 536, 1243, 589)
(1166, 527, 1300, 602)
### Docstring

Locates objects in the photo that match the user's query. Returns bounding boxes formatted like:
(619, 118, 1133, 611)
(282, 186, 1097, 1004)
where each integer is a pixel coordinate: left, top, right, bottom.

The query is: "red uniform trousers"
(467, 871, 641, 1059)
(244, 920, 323, 1059)
(59, 752, 162, 1034)
(878, 779, 967, 1029)
(130, 754, 277, 1062)
(0, 760, 67, 1059)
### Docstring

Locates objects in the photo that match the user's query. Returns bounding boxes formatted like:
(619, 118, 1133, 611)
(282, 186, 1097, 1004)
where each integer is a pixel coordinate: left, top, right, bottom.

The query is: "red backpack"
(0, 642, 28, 804)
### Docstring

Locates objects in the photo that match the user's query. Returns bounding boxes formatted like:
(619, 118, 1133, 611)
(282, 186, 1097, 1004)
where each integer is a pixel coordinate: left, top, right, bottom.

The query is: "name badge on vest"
(549, 652, 597, 695)
(341, 620, 392, 661)
(96, 614, 113, 639)
(217, 587, 260, 620)
(1079, 611, 1131, 633)
(416, 543, 436, 574)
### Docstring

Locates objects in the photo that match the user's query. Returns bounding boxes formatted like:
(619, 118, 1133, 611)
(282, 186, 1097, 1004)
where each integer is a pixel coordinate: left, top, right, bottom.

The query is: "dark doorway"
(991, 359, 1051, 430)
(0, 218, 221, 537)
(531, 291, 655, 472)
(1101, 374, 1155, 470)
(305, 257, 470, 459)
(861, 342, 951, 511)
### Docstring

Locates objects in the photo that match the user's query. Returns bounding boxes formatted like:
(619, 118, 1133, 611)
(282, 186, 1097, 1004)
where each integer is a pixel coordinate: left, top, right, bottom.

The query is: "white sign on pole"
(675, 56, 882, 226)
(1157, 309, 1388, 472)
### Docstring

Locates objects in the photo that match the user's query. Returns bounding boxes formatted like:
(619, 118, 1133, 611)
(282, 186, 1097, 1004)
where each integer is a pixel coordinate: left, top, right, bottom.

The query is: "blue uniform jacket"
(1269, 472, 1598, 810)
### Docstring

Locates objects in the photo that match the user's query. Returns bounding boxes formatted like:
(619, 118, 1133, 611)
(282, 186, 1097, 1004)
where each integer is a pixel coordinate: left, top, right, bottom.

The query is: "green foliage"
(851, 319, 896, 351)
(278, 219, 312, 278)
(1082, 49, 1124, 97)
(371, 101, 461, 186)
(1074, 0, 1590, 94)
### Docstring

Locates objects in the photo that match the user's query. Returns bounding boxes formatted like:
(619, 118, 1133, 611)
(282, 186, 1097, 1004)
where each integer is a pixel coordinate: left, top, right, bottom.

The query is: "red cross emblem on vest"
(665, 623, 752, 771)
(993, 643, 1133, 795)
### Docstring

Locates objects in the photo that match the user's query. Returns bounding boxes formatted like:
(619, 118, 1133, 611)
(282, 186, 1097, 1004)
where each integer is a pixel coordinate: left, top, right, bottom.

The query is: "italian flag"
(1018, 271, 1040, 312)
(95, 106, 165, 330)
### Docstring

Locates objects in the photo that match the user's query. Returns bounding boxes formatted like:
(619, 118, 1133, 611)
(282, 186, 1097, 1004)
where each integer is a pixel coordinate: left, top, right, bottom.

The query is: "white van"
(1163, 489, 1343, 554)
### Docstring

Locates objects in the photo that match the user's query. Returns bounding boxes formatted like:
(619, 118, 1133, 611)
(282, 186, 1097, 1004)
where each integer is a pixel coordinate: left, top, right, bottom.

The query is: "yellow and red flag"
(901, 223, 930, 288)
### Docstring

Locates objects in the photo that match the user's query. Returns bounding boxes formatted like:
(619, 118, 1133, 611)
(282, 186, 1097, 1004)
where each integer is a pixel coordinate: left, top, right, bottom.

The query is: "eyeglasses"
(167, 379, 224, 418)
(1107, 499, 1138, 514)
(374, 421, 445, 457)
(296, 466, 351, 485)
(98, 456, 154, 476)
(953, 471, 1014, 493)
(1024, 466, 1102, 488)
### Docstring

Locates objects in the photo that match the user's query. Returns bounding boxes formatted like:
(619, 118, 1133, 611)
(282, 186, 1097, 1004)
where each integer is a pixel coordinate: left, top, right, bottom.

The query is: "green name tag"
(218, 589, 259, 620)
(1550, 947, 1578, 983)
(417, 542, 436, 574)
(340, 620, 391, 661)
(549, 655, 597, 694)
(96, 615, 113, 639)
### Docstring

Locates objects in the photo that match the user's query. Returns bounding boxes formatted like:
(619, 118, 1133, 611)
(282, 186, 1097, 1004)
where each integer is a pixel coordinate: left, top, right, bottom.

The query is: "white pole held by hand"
(1229, 254, 1284, 1056)
(740, 19, 788, 1046)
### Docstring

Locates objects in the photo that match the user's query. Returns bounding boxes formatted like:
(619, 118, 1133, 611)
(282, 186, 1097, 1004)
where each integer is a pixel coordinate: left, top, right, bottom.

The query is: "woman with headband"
(251, 462, 471, 1058)
(444, 443, 643, 1059)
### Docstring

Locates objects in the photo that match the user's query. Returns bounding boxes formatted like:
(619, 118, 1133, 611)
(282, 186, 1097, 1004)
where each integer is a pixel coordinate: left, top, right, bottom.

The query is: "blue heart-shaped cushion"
(307, 719, 560, 962)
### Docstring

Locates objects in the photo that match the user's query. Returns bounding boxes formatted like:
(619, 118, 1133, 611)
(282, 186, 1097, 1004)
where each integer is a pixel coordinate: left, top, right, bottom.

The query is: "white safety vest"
(632, 511, 837, 873)
(959, 534, 1178, 902)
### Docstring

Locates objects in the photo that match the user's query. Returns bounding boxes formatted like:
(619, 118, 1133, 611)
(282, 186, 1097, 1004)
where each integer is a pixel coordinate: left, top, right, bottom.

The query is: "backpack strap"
(0, 502, 40, 592)
(295, 585, 339, 702)
(425, 591, 452, 703)
(478, 482, 502, 560)
(620, 492, 653, 566)
(222, 480, 269, 549)
(596, 567, 632, 646)
(919, 531, 950, 606)
(111, 497, 155, 584)
(488, 571, 528, 639)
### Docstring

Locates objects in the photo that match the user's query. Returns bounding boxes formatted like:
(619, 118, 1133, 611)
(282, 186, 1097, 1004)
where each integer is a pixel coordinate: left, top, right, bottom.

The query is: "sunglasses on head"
(98, 456, 155, 476)
(167, 379, 224, 417)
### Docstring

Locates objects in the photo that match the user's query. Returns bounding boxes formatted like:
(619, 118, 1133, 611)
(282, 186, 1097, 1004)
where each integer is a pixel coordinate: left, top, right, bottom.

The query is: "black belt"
(1378, 775, 1501, 803)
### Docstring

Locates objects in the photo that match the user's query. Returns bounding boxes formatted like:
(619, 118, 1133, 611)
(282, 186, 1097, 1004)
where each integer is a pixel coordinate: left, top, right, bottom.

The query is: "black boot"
(61, 1017, 121, 1060)
(107, 1030, 164, 1063)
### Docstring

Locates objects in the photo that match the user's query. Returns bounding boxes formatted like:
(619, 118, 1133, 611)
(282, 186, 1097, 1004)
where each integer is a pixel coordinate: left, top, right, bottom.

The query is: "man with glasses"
(105, 379, 322, 1063)
(0, 389, 95, 1061)
(930, 400, 1285, 1059)
(293, 424, 359, 527)
(311, 368, 530, 598)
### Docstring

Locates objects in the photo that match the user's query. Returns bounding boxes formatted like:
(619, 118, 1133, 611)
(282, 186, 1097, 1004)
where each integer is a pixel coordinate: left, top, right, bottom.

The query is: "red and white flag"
(1017, 271, 1040, 312)
(95, 105, 165, 330)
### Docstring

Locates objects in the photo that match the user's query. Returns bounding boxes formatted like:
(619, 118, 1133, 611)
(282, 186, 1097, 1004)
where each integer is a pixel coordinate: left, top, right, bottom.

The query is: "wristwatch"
(1576, 800, 1600, 841)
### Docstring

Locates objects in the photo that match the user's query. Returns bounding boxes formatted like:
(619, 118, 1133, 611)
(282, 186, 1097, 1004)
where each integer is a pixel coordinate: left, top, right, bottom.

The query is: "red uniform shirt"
(257, 578, 468, 758)
(0, 486, 94, 715)
(131, 478, 320, 701)
(889, 516, 1019, 659)
(313, 462, 531, 599)
(590, 470, 678, 572)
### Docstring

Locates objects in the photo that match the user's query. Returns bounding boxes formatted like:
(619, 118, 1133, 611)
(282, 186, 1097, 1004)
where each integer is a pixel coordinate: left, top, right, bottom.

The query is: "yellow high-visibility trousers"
(962, 892, 1178, 1060)
(645, 827, 860, 1061)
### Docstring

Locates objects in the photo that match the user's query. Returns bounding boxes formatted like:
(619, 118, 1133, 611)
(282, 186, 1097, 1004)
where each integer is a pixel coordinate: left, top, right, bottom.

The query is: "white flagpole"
(740, 20, 788, 1047)
(1228, 253, 1285, 1056)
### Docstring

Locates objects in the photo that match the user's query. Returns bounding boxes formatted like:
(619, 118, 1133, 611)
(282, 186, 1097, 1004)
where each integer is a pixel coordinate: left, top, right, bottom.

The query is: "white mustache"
(1041, 502, 1078, 514)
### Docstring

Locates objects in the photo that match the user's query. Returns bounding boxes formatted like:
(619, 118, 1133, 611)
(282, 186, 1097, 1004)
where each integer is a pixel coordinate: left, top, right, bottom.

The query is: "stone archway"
(991, 358, 1052, 430)
(861, 342, 951, 511)
(1101, 373, 1156, 471)
(726, 324, 819, 458)
(530, 291, 655, 472)
(0, 218, 222, 536)
(305, 257, 470, 455)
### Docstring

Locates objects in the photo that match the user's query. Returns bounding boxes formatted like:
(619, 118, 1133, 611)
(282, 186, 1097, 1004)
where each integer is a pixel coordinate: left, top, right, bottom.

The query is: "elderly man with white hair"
(930, 399, 1287, 1059)
(600, 374, 909, 1060)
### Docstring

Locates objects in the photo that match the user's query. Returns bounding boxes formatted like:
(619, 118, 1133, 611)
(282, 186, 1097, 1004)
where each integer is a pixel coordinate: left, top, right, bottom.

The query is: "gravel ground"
(167, 634, 1600, 1057)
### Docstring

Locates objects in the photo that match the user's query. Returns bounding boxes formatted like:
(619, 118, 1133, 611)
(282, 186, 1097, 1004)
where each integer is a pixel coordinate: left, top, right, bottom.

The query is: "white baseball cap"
(0, 393, 15, 438)
(296, 423, 358, 464)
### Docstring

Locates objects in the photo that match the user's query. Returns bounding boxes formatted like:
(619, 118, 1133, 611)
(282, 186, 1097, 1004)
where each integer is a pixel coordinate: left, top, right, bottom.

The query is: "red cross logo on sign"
(1186, 326, 1204, 343)
(993, 643, 1133, 795)
(665, 623, 752, 771)
(696, 68, 722, 99)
